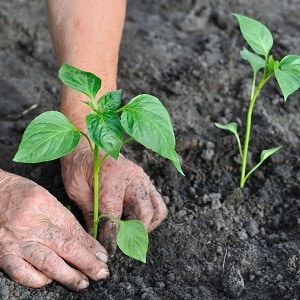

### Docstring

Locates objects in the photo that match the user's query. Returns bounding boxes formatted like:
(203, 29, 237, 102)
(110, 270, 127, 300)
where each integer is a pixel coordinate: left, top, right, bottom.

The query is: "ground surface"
(1, 0, 300, 299)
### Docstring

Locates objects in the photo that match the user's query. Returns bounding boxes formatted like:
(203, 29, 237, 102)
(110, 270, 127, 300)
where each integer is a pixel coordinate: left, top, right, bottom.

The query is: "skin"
(47, 0, 168, 253)
(0, 169, 109, 291)
(61, 140, 168, 253)
(0, 0, 167, 290)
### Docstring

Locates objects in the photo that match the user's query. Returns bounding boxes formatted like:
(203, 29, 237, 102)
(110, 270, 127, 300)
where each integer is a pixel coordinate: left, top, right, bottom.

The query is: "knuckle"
(8, 208, 35, 228)
(60, 238, 80, 258)
(40, 252, 61, 273)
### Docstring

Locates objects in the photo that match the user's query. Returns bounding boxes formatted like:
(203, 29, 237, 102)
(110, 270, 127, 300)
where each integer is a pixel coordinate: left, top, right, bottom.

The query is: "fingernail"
(46, 278, 52, 285)
(96, 268, 109, 280)
(78, 279, 89, 290)
(95, 251, 108, 263)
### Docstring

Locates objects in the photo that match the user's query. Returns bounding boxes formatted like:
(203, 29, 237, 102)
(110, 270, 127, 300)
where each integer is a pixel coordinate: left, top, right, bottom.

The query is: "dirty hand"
(60, 140, 168, 254)
(0, 170, 109, 291)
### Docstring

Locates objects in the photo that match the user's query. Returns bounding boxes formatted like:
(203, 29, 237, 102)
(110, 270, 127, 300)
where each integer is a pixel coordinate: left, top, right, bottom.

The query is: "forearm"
(46, 0, 127, 131)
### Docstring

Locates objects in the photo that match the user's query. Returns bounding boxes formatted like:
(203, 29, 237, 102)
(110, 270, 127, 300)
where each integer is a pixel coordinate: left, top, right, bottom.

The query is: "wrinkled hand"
(0, 170, 109, 291)
(60, 140, 168, 254)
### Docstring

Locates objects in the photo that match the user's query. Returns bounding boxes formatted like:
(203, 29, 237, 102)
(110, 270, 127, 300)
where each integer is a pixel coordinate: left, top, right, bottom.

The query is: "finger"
(53, 208, 108, 263)
(147, 183, 168, 232)
(123, 183, 154, 230)
(34, 223, 109, 282)
(98, 182, 124, 255)
(22, 242, 91, 291)
(0, 255, 52, 288)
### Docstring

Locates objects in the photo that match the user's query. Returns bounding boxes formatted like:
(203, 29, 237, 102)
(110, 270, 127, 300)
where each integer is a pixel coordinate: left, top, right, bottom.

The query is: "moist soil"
(1, 1, 300, 299)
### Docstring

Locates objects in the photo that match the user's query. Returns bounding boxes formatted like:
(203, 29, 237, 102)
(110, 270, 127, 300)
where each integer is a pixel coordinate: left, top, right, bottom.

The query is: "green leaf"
(120, 94, 184, 175)
(117, 220, 149, 263)
(214, 122, 242, 157)
(233, 14, 273, 57)
(279, 54, 300, 71)
(86, 112, 123, 159)
(13, 111, 80, 163)
(274, 55, 300, 101)
(260, 146, 282, 162)
(58, 64, 101, 100)
(240, 47, 266, 74)
(243, 146, 282, 185)
(214, 122, 238, 134)
(97, 90, 122, 112)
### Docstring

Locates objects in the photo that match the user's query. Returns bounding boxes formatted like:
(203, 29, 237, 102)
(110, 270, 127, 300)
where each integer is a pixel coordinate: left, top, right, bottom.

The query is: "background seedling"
(13, 64, 184, 263)
(215, 14, 300, 188)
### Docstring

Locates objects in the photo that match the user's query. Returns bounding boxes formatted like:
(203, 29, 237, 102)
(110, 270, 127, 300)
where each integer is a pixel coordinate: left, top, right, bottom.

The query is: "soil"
(1, 0, 300, 299)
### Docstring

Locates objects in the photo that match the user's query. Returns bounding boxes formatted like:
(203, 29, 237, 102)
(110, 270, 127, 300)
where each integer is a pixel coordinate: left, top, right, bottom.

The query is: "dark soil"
(1, 0, 300, 299)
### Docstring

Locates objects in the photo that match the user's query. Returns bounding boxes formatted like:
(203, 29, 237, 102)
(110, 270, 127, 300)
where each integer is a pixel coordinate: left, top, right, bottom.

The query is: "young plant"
(215, 14, 300, 188)
(13, 64, 184, 263)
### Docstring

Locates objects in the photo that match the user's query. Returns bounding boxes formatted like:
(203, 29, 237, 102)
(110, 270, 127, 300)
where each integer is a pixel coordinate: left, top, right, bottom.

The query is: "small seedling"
(215, 14, 300, 188)
(13, 64, 184, 263)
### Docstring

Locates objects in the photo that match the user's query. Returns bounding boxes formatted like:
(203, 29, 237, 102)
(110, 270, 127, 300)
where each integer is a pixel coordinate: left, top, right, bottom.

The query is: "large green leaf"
(13, 111, 80, 163)
(97, 90, 122, 112)
(274, 55, 300, 101)
(58, 64, 101, 100)
(233, 14, 273, 57)
(120, 94, 183, 175)
(117, 220, 149, 263)
(86, 112, 123, 159)
(240, 47, 266, 74)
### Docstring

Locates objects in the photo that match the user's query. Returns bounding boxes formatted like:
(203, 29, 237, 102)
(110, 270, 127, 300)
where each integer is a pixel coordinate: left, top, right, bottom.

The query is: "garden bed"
(0, 0, 299, 299)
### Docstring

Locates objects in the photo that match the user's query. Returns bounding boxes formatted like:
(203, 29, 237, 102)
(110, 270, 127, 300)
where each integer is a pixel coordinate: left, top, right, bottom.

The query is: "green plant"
(215, 14, 300, 188)
(13, 64, 184, 263)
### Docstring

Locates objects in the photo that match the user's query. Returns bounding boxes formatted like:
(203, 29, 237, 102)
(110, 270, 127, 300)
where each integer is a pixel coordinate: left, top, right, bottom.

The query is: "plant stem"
(123, 137, 134, 145)
(240, 74, 272, 188)
(92, 146, 109, 238)
(79, 131, 94, 152)
(93, 145, 100, 238)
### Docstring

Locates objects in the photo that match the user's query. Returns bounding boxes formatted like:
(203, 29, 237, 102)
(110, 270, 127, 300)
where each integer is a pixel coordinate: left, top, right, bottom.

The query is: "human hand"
(0, 170, 109, 291)
(60, 140, 168, 254)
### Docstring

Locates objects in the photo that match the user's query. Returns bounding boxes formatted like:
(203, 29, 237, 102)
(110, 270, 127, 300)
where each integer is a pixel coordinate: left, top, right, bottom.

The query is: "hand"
(60, 140, 168, 254)
(0, 170, 109, 291)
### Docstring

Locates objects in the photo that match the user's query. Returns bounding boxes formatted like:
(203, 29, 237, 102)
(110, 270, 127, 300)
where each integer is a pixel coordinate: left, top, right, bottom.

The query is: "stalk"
(93, 145, 100, 238)
(92, 145, 109, 238)
(240, 74, 272, 188)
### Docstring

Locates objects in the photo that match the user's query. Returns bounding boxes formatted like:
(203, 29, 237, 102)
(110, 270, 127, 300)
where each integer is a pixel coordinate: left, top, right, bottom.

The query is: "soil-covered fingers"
(0, 254, 52, 288)
(54, 208, 108, 263)
(34, 224, 109, 286)
(21, 242, 91, 291)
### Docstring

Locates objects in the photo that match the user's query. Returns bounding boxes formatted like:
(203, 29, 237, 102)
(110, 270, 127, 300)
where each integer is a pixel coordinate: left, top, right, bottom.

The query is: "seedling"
(13, 64, 184, 263)
(215, 14, 300, 188)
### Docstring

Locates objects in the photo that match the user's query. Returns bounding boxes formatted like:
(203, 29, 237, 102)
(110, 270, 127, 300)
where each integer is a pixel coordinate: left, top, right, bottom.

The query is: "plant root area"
(1, 1, 300, 299)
